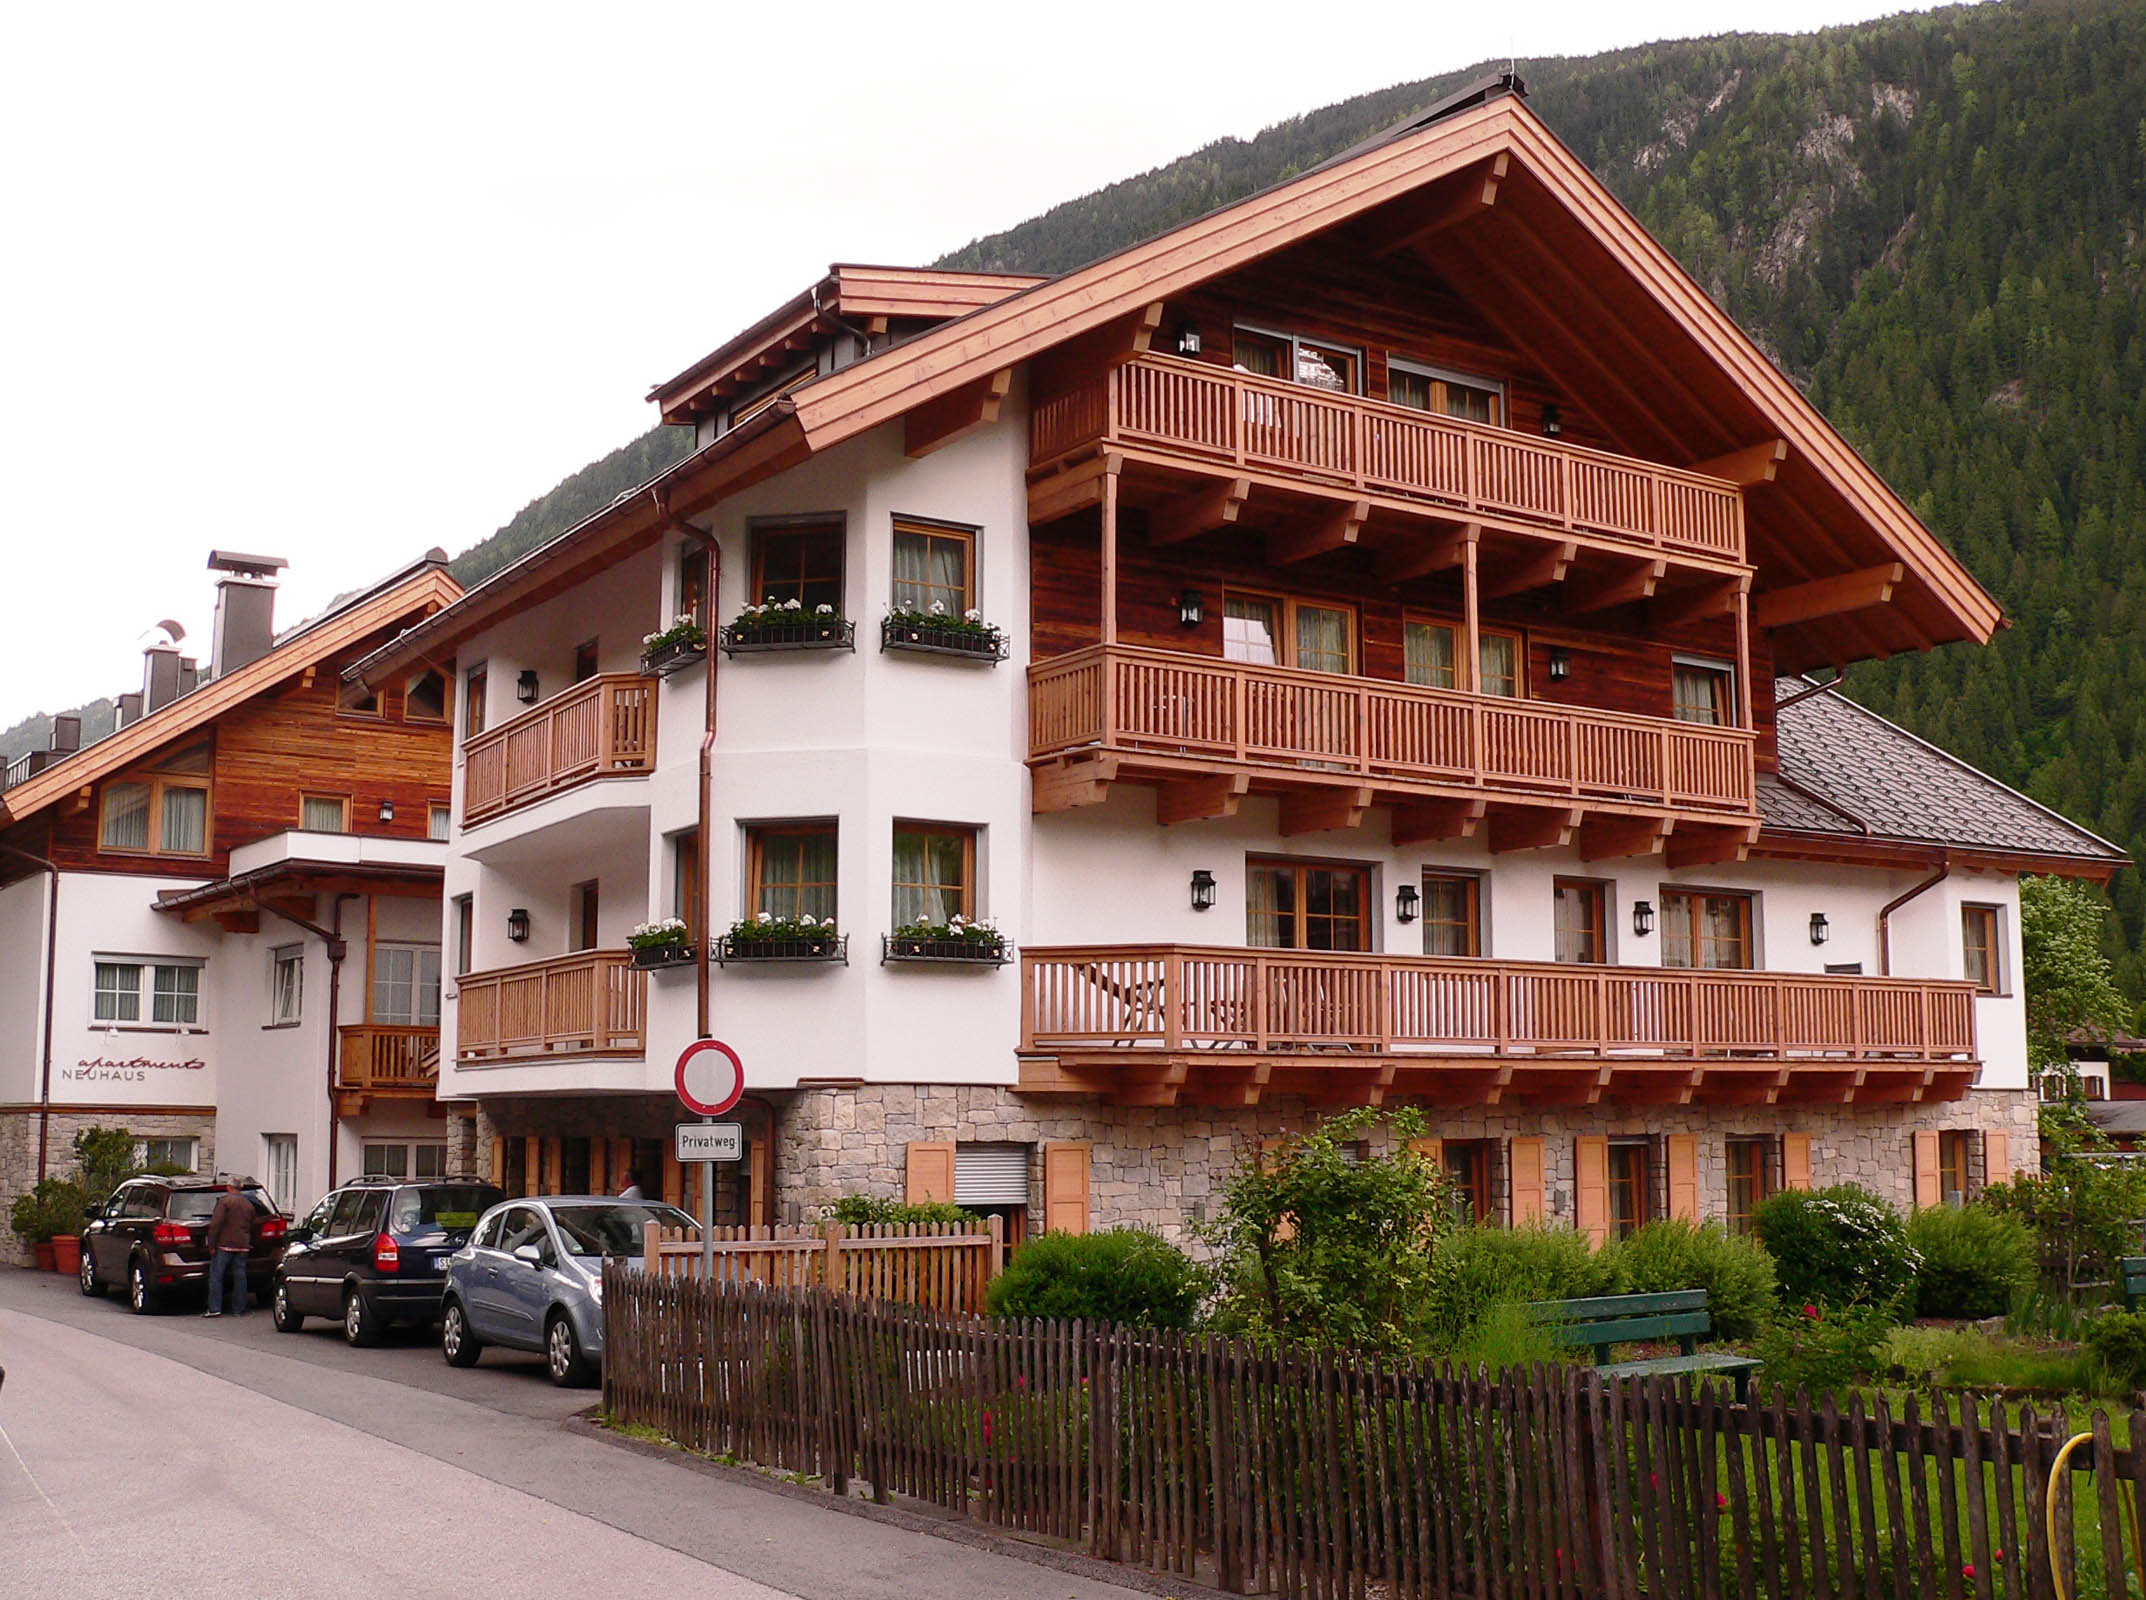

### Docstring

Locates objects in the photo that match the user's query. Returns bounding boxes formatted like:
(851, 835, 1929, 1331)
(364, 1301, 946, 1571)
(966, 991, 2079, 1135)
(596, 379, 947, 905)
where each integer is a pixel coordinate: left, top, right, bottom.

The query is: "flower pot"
(630, 941, 697, 970)
(719, 618, 856, 656)
(878, 616, 1006, 662)
(718, 934, 847, 965)
(50, 1235, 80, 1275)
(641, 636, 708, 677)
(33, 1241, 55, 1272)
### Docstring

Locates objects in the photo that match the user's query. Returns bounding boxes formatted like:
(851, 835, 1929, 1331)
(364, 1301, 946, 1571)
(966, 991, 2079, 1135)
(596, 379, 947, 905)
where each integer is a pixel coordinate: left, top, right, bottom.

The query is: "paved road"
(0, 1268, 1147, 1599)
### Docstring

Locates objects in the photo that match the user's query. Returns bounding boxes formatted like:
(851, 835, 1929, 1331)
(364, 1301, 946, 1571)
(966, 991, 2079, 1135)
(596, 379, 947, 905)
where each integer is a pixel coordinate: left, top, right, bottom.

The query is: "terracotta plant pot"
(33, 1240, 55, 1272)
(50, 1235, 80, 1275)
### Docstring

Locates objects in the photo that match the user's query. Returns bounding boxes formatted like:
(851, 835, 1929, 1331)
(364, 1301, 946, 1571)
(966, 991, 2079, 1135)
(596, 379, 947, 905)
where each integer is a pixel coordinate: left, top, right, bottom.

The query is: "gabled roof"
(1757, 679, 2126, 879)
(348, 88, 2002, 685)
(1, 557, 461, 828)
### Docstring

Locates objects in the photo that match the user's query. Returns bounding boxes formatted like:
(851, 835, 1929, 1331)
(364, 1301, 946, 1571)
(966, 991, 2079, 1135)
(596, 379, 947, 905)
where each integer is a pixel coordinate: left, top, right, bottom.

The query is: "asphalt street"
(0, 1268, 1150, 1599)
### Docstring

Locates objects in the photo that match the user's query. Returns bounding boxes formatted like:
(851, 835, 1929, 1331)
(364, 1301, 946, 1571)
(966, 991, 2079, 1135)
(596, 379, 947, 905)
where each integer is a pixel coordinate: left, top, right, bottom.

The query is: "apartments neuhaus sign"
(63, 1056, 208, 1085)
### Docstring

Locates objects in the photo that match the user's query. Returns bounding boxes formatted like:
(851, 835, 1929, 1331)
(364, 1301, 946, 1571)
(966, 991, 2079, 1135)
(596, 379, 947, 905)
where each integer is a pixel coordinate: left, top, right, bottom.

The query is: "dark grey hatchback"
(271, 1177, 503, 1345)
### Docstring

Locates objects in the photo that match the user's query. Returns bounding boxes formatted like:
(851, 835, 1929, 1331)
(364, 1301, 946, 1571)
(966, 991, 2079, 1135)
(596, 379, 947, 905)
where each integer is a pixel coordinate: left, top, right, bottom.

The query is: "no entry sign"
(674, 1038, 744, 1117)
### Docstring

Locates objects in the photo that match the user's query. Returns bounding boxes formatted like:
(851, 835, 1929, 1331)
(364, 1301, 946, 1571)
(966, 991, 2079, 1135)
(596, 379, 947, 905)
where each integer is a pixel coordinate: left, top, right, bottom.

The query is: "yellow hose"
(2046, 1429, 2146, 1600)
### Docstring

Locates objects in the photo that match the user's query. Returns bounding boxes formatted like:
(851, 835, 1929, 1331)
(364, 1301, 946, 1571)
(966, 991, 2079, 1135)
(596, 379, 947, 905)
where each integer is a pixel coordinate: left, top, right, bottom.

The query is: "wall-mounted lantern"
(1809, 911, 1831, 946)
(1189, 869, 1217, 912)
(516, 669, 539, 704)
(506, 907, 531, 943)
(1175, 322, 1202, 357)
(1632, 899, 1655, 938)
(1542, 404, 1563, 438)
(377, 800, 394, 823)
(1547, 648, 1571, 682)
(1177, 589, 1205, 627)
(1395, 883, 1420, 924)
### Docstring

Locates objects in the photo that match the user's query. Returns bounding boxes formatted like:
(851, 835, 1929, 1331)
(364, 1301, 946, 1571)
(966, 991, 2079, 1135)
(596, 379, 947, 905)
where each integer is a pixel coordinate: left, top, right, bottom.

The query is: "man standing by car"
(617, 1169, 643, 1201)
(204, 1177, 253, 1317)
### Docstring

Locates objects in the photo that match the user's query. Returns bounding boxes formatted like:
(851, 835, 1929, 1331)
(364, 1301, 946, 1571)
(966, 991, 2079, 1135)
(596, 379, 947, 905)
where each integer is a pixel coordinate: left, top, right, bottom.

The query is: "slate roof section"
(1764, 679, 2126, 866)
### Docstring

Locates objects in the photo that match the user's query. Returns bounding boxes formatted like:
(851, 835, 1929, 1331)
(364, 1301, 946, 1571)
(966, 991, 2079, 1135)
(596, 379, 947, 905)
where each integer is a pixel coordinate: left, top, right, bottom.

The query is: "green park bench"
(1523, 1288, 1764, 1400)
(2119, 1257, 2146, 1310)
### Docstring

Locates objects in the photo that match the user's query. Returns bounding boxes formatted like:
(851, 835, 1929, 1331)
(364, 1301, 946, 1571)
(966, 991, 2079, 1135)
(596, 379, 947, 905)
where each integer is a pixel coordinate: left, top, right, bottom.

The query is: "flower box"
(881, 933, 1011, 966)
(642, 636, 708, 676)
(630, 941, 697, 970)
(719, 618, 856, 656)
(879, 615, 1007, 663)
(717, 933, 849, 966)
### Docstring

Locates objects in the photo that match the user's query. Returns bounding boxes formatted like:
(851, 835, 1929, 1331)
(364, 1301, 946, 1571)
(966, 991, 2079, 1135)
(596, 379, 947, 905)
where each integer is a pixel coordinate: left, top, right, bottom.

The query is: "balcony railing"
(1032, 353, 1744, 561)
(336, 1025, 440, 1093)
(1030, 644, 1756, 816)
(455, 950, 647, 1062)
(462, 673, 657, 827)
(1022, 946, 1977, 1063)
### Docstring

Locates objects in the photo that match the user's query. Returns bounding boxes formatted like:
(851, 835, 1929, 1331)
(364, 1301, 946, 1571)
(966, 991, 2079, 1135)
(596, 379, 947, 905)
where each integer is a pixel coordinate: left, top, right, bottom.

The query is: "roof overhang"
(154, 856, 444, 925)
(1749, 832, 2123, 884)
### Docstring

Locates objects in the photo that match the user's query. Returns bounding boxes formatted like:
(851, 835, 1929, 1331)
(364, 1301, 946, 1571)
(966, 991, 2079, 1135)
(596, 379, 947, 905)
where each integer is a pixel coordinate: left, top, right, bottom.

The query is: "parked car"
(440, 1196, 695, 1386)
(78, 1175, 288, 1313)
(272, 1175, 505, 1346)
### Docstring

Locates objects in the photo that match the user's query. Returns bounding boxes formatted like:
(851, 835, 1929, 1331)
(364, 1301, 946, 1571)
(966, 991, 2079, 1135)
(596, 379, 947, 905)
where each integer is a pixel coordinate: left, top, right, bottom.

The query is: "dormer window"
(99, 743, 210, 858)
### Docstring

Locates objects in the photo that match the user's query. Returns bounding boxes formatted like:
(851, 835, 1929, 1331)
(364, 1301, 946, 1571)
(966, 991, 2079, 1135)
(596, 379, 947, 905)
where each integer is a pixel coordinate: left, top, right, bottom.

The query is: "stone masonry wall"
(0, 1107, 217, 1265)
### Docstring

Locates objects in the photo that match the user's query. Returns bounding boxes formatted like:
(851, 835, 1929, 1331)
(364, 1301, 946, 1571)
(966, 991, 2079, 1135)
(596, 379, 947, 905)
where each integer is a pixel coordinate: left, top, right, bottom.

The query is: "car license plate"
(433, 1254, 454, 1271)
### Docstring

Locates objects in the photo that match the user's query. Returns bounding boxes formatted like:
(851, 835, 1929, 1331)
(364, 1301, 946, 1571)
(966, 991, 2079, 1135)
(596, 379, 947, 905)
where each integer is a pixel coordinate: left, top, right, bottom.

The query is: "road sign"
(674, 1121, 742, 1162)
(674, 1038, 744, 1117)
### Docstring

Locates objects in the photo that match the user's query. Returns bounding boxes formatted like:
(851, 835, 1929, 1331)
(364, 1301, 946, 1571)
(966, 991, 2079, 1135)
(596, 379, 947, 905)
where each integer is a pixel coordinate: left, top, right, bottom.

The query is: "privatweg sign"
(674, 1039, 744, 1118)
(674, 1122, 743, 1163)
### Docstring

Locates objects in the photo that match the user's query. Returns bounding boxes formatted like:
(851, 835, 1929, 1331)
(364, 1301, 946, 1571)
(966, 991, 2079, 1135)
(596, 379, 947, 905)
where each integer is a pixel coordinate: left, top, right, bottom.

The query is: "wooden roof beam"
(1488, 804, 1582, 854)
(1649, 573, 1749, 630)
(1390, 796, 1486, 845)
(1565, 558, 1664, 616)
(1481, 539, 1576, 599)
(1027, 454, 1117, 526)
(1688, 439, 1788, 487)
(1155, 773, 1249, 825)
(1279, 785, 1374, 836)
(1665, 822, 1759, 869)
(1753, 563, 1904, 628)
(1375, 521, 1478, 584)
(1578, 813, 1673, 863)
(1268, 499, 1368, 565)
(1148, 477, 1250, 547)
(1368, 152, 1509, 257)
(904, 366, 1012, 458)
(1030, 302, 1164, 397)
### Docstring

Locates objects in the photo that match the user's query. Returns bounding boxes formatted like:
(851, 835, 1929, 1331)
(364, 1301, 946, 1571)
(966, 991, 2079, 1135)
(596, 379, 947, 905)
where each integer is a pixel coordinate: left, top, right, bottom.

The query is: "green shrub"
(1450, 1299, 1567, 1369)
(1753, 1185, 1918, 1314)
(1756, 1302, 1893, 1392)
(2084, 1310, 2146, 1392)
(10, 1177, 89, 1245)
(829, 1196, 979, 1228)
(1906, 1203, 2036, 1319)
(73, 1126, 139, 1205)
(986, 1228, 1204, 1329)
(1417, 1224, 1618, 1353)
(1607, 1219, 1778, 1341)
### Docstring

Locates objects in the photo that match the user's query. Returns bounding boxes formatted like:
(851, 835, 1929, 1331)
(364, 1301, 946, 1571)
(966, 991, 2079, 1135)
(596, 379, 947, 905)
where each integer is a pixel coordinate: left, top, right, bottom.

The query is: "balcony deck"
(1018, 945, 1979, 1109)
(454, 950, 646, 1062)
(334, 1024, 439, 1115)
(462, 673, 657, 828)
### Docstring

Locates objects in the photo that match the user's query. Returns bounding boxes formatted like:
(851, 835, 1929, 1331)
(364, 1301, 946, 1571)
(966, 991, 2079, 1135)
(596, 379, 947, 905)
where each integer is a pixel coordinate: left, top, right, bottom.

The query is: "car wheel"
(127, 1258, 158, 1315)
(545, 1313, 593, 1388)
(270, 1276, 304, 1333)
(78, 1245, 102, 1298)
(342, 1287, 381, 1348)
(440, 1300, 483, 1368)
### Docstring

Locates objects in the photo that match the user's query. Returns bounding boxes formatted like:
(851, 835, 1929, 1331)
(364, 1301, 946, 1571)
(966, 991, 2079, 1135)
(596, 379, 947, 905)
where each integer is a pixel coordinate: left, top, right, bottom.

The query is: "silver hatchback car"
(439, 1196, 696, 1385)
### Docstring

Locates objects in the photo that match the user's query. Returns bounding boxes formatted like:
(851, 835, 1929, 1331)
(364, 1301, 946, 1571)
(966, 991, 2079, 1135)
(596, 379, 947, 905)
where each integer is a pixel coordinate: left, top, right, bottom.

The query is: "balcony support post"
(1462, 530, 1481, 695)
(1100, 461, 1119, 646)
(1735, 583, 1755, 731)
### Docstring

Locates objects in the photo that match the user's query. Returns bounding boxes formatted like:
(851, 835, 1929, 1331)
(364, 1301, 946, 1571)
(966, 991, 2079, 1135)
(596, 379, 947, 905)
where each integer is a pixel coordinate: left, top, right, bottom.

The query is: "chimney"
(143, 643, 182, 714)
(50, 715, 80, 755)
(117, 692, 143, 728)
(207, 550, 289, 679)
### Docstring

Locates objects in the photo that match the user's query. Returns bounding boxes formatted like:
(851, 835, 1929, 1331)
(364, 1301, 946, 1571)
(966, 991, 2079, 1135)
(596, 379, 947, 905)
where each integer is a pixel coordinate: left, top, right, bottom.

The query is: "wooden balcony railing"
(1030, 644, 1757, 816)
(336, 1025, 440, 1092)
(462, 673, 657, 827)
(454, 950, 647, 1062)
(1022, 946, 1978, 1063)
(1032, 353, 1745, 561)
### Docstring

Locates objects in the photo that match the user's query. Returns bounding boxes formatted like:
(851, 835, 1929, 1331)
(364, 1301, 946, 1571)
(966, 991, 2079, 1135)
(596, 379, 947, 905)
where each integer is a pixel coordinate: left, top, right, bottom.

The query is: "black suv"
(79, 1175, 288, 1313)
(272, 1176, 504, 1346)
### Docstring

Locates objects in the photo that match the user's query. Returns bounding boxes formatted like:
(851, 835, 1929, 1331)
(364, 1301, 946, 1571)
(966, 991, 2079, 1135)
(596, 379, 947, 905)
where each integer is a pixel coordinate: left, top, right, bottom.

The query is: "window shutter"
(905, 1141, 956, 1206)
(1911, 1130, 1941, 1211)
(1573, 1136, 1609, 1245)
(1781, 1133, 1812, 1192)
(1667, 1134, 1699, 1222)
(955, 1144, 1032, 1207)
(1509, 1137, 1545, 1225)
(1408, 1136, 1443, 1166)
(1986, 1130, 2011, 1187)
(1042, 1142, 1090, 1235)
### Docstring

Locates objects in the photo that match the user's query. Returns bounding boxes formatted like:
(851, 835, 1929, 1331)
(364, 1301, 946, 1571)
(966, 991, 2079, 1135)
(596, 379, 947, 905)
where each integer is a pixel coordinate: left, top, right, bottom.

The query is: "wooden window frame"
(403, 668, 450, 724)
(1553, 877, 1611, 965)
(568, 880, 600, 954)
(339, 682, 385, 720)
(99, 774, 213, 859)
(1386, 356, 1505, 427)
(672, 828, 704, 939)
(428, 802, 452, 840)
(1671, 654, 1739, 729)
(745, 822, 839, 924)
(1246, 855, 1375, 953)
(891, 822, 977, 928)
(891, 516, 978, 618)
(1659, 886, 1757, 971)
(1401, 612, 1524, 697)
(749, 515, 846, 615)
(300, 793, 352, 834)
(1937, 1128, 1980, 1203)
(1223, 587, 1358, 675)
(1962, 904, 2004, 995)
(1232, 322, 1364, 395)
(268, 944, 304, 1028)
(1443, 1138, 1499, 1225)
(463, 664, 489, 741)
(675, 539, 710, 630)
(1607, 1138, 1653, 1240)
(1420, 870, 1482, 958)
(1724, 1135, 1773, 1235)
(571, 640, 600, 684)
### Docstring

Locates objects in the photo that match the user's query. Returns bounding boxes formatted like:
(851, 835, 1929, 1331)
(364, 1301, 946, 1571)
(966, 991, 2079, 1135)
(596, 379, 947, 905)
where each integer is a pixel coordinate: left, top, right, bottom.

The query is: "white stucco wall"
(0, 873, 52, 1103)
(46, 871, 222, 1111)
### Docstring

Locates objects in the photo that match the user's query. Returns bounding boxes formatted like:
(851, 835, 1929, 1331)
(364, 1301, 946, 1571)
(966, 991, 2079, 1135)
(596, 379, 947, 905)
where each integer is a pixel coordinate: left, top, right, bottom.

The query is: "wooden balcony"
(1032, 353, 1745, 567)
(1030, 644, 1758, 852)
(335, 1024, 439, 1114)
(454, 950, 647, 1063)
(462, 673, 657, 828)
(1019, 945, 1979, 1109)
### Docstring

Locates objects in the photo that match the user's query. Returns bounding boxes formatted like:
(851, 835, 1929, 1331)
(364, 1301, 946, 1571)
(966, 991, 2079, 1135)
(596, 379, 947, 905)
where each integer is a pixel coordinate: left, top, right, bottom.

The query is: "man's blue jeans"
(208, 1247, 247, 1314)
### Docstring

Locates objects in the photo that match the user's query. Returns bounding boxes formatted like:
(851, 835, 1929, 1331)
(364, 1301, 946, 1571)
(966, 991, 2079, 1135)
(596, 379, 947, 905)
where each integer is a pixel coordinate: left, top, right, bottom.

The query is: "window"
(1939, 1130, 1979, 1205)
(452, 896, 474, 978)
(752, 518, 845, 613)
(301, 794, 350, 833)
(676, 541, 709, 628)
(892, 519, 975, 617)
(1672, 660, 1736, 727)
(1553, 880, 1608, 964)
(100, 775, 210, 856)
(371, 945, 441, 1028)
(152, 964, 201, 1025)
(1403, 618, 1522, 696)
(748, 825, 834, 923)
(672, 829, 704, 937)
(363, 1141, 447, 1181)
(1233, 326, 1361, 394)
(1388, 359, 1504, 426)
(464, 665, 488, 739)
(405, 669, 449, 722)
(140, 1137, 198, 1173)
(429, 802, 452, 840)
(1477, 630, 1522, 698)
(1223, 592, 1355, 675)
(569, 881, 600, 952)
(571, 641, 599, 684)
(1443, 1139, 1500, 1224)
(1608, 1140, 1652, 1240)
(94, 962, 140, 1023)
(1661, 889, 1755, 971)
(1962, 905, 2002, 994)
(344, 685, 381, 717)
(95, 960, 202, 1027)
(1421, 872, 1481, 957)
(1247, 859, 1371, 951)
(270, 946, 303, 1026)
(262, 1135, 297, 1209)
(892, 825, 973, 927)
(1725, 1136, 1772, 1235)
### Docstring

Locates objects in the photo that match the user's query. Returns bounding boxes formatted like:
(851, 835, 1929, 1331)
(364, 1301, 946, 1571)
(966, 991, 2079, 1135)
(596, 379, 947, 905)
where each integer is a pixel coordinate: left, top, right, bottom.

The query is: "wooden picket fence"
(603, 1275, 2146, 1600)
(638, 1218, 1003, 1316)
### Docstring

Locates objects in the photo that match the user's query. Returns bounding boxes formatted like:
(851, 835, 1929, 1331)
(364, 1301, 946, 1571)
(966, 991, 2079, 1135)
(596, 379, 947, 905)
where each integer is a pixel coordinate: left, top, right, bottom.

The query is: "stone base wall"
(0, 1107, 218, 1265)
(767, 1085, 2043, 1248)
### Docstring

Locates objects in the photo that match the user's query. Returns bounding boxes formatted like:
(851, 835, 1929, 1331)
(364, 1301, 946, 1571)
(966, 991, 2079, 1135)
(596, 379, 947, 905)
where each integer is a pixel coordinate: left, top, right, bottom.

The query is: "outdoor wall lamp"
(1395, 883, 1420, 924)
(377, 800, 394, 823)
(1175, 321, 1202, 357)
(1809, 911, 1831, 946)
(516, 669, 539, 703)
(1632, 900, 1655, 937)
(1189, 870, 1217, 912)
(1177, 588, 1205, 627)
(1541, 404, 1563, 438)
(1547, 648, 1571, 682)
(506, 907, 531, 942)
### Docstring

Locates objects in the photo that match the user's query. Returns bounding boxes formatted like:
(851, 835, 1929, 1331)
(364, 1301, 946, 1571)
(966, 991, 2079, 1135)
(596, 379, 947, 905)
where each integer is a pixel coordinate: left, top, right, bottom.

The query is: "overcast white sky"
(0, 1, 1945, 728)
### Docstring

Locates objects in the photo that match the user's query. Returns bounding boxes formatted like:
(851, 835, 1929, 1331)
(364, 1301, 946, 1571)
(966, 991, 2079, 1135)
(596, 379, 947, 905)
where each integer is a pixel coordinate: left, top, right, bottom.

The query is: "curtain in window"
(300, 796, 345, 833)
(892, 831, 966, 927)
(161, 786, 207, 853)
(1701, 894, 1749, 968)
(1222, 597, 1280, 665)
(94, 963, 140, 1022)
(893, 528, 968, 615)
(1672, 665, 1729, 725)
(102, 784, 150, 851)
(1404, 622, 1456, 688)
(1294, 605, 1351, 675)
(1479, 634, 1520, 697)
(152, 965, 199, 1025)
(372, 946, 441, 1026)
(1245, 866, 1289, 948)
(1421, 875, 1477, 956)
(757, 831, 837, 922)
(1388, 370, 1431, 411)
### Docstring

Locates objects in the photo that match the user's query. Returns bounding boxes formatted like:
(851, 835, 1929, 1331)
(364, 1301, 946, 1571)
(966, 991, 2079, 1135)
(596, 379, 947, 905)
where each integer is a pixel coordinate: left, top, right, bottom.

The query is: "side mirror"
(83, 1205, 99, 1222)
(512, 1243, 545, 1268)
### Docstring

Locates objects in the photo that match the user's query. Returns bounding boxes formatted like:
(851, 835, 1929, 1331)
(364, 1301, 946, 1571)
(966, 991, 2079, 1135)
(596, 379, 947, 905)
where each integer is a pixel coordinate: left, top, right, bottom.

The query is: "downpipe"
(1877, 862, 1949, 976)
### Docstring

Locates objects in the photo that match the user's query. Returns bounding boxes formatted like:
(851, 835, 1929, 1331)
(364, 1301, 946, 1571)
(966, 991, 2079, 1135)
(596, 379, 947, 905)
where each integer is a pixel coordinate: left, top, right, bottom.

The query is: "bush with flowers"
(882, 599, 1004, 654)
(641, 614, 708, 654)
(626, 917, 691, 952)
(723, 909, 840, 955)
(727, 596, 846, 640)
(1753, 1184, 1919, 1315)
(887, 912, 1007, 960)
(1754, 1300, 1893, 1392)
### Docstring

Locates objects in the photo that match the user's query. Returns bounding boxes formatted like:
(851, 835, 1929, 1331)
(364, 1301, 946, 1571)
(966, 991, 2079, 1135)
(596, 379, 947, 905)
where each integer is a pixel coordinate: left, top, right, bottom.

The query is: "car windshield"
(389, 1185, 504, 1234)
(548, 1203, 697, 1257)
(167, 1188, 269, 1221)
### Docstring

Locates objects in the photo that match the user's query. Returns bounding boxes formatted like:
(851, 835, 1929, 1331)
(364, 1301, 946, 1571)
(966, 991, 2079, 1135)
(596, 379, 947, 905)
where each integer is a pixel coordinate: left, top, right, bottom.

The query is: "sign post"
(674, 1039, 746, 1284)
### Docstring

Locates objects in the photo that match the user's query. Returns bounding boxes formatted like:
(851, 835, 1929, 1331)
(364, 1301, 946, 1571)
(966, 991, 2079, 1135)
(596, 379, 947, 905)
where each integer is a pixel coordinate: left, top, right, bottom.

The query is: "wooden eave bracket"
(1687, 439, 1788, 487)
(1565, 558, 1665, 616)
(1753, 563, 1905, 628)
(1148, 477, 1250, 547)
(1031, 756, 1117, 814)
(1376, 521, 1479, 584)
(904, 366, 1013, 458)
(1369, 152, 1510, 257)
(1650, 572, 1750, 629)
(1155, 773, 1249, 826)
(1488, 804, 1582, 854)
(1267, 500, 1369, 566)
(1577, 813, 1673, 863)
(1027, 453, 1120, 525)
(1278, 785, 1374, 836)
(1481, 539, 1576, 600)
(1665, 821, 1760, 869)
(1390, 796, 1487, 845)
